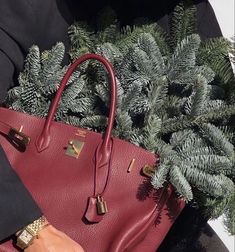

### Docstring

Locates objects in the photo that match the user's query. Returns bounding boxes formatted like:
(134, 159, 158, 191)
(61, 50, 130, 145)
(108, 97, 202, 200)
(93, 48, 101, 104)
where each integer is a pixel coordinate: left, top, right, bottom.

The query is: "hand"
(25, 225, 85, 252)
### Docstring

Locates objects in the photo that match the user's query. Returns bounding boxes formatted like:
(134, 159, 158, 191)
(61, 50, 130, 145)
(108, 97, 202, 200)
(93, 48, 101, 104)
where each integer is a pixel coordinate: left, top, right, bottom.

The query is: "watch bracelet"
(26, 216, 48, 236)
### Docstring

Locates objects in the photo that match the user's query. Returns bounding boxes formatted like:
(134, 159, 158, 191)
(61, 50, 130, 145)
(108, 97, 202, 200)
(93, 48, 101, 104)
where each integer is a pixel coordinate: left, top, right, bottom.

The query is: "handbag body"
(0, 54, 185, 252)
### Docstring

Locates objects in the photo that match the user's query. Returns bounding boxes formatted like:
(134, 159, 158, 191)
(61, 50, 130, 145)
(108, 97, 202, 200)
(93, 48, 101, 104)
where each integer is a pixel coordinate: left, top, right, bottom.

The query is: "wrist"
(37, 224, 55, 239)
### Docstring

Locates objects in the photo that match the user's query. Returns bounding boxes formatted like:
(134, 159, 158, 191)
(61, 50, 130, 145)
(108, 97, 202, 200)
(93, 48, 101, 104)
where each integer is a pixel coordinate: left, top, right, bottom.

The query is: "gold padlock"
(96, 195, 108, 215)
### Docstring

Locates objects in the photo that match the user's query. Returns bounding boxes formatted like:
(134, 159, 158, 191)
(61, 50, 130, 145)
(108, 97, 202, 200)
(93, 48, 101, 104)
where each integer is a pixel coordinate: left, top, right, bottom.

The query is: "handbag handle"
(36, 54, 117, 162)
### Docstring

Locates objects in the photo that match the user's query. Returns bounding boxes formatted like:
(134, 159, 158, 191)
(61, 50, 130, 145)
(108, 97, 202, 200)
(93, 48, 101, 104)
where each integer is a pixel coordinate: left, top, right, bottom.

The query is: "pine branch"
(151, 164, 169, 188)
(200, 123, 235, 160)
(161, 105, 235, 135)
(114, 109, 133, 139)
(68, 22, 95, 59)
(137, 33, 166, 76)
(167, 34, 201, 82)
(224, 191, 235, 234)
(24, 45, 41, 83)
(172, 65, 215, 86)
(79, 115, 107, 130)
(190, 75, 208, 117)
(181, 165, 234, 197)
(196, 193, 231, 219)
(118, 23, 170, 56)
(169, 165, 193, 201)
(142, 114, 162, 151)
(180, 155, 233, 175)
(170, 1, 197, 49)
(197, 37, 234, 85)
(41, 42, 65, 81)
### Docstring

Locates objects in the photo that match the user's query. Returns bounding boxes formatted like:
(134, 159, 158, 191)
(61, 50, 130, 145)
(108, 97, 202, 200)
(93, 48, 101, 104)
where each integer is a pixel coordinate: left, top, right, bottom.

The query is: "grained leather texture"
(0, 54, 185, 252)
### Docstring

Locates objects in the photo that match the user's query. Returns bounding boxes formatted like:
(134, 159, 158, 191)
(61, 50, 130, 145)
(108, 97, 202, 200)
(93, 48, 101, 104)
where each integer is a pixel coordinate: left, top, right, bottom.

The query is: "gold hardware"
(75, 129, 86, 138)
(66, 139, 84, 158)
(127, 159, 136, 173)
(68, 141, 80, 154)
(19, 125, 23, 132)
(142, 164, 155, 178)
(8, 128, 30, 149)
(96, 195, 108, 215)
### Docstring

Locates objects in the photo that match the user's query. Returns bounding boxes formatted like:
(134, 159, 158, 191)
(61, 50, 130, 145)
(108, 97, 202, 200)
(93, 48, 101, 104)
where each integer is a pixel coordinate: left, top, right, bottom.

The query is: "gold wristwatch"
(16, 216, 49, 250)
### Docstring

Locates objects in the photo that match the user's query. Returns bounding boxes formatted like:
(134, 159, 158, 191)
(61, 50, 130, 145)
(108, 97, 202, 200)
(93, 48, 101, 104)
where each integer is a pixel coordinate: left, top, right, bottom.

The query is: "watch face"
(19, 230, 33, 244)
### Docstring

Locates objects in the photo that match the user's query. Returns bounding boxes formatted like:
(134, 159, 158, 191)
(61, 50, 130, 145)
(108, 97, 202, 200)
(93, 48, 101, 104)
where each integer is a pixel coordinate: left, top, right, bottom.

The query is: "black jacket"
(0, 1, 229, 251)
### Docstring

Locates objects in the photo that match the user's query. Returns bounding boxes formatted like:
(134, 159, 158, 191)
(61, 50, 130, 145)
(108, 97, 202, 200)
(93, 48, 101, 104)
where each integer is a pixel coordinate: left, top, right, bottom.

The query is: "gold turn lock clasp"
(65, 140, 84, 158)
(96, 195, 108, 215)
(68, 140, 80, 154)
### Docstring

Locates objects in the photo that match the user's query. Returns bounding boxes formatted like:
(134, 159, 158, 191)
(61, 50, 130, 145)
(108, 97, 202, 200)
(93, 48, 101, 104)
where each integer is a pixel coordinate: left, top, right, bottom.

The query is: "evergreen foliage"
(4, 1, 235, 234)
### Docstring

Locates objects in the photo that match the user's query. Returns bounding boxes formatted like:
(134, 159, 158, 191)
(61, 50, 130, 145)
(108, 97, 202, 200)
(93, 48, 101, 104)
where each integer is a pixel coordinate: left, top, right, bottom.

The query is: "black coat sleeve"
(0, 146, 42, 241)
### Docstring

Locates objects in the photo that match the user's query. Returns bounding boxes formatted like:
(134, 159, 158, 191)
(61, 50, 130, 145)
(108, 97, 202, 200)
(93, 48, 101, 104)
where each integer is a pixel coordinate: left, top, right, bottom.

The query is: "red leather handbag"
(0, 54, 185, 252)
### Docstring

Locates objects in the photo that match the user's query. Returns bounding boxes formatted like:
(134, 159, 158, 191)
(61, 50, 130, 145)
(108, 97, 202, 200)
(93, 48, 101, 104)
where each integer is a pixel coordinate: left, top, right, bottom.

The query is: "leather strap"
(36, 54, 117, 164)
